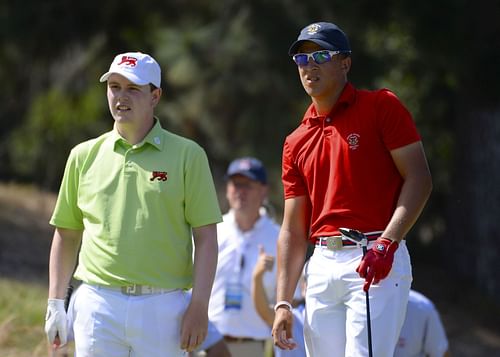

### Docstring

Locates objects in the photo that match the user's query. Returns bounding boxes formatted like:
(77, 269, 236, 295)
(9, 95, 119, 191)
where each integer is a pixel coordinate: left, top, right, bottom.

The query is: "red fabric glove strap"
(356, 237, 399, 292)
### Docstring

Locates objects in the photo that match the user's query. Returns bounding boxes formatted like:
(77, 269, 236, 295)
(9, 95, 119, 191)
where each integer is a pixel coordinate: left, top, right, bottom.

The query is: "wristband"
(274, 300, 292, 312)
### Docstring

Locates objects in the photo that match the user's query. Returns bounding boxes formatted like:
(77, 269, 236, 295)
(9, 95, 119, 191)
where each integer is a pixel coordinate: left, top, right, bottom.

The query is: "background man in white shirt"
(394, 289, 451, 357)
(208, 157, 280, 357)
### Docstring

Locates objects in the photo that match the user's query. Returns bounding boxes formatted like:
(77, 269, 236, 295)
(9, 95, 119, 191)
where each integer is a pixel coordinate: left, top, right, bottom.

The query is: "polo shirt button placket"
(123, 151, 133, 171)
(323, 117, 333, 136)
(124, 149, 135, 171)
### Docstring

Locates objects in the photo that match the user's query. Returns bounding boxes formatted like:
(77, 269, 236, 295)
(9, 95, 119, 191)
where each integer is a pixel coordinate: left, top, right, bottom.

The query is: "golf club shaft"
(362, 246, 373, 357)
(365, 290, 373, 357)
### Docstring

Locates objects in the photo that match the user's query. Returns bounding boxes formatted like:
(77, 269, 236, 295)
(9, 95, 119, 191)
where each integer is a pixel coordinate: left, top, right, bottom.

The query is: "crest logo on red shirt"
(117, 56, 138, 67)
(347, 133, 360, 150)
(150, 171, 168, 181)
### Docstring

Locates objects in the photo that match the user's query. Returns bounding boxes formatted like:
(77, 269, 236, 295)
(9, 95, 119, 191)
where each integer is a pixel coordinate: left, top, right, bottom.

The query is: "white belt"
(95, 284, 178, 296)
(315, 231, 383, 251)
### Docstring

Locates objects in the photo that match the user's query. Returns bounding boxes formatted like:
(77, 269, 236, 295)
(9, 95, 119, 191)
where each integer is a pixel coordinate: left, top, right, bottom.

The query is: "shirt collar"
(302, 82, 356, 126)
(226, 209, 268, 234)
(142, 118, 165, 151)
(110, 118, 165, 151)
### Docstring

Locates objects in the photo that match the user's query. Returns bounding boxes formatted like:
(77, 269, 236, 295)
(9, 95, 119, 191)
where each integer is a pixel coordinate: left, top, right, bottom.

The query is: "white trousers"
(304, 241, 412, 357)
(69, 283, 189, 357)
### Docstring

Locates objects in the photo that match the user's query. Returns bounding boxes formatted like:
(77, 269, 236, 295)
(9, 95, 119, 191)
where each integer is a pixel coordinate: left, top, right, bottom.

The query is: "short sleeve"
(423, 306, 449, 357)
(281, 139, 307, 199)
(183, 145, 222, 227)
(376, 89, 421, 151)
(50, 147, 84, 230)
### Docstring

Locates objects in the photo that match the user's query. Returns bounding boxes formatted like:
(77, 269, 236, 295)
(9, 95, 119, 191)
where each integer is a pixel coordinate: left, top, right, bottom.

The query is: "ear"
(342, 57, 352, 72)
(151, 87, 162, 107)
(261, 184, 269, 199)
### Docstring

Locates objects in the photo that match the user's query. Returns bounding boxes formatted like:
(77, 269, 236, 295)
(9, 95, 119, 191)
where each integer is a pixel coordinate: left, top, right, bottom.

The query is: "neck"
(115, 117, 155, 145)
(234, 210, 261, 232)
(312, 81, 347, 116)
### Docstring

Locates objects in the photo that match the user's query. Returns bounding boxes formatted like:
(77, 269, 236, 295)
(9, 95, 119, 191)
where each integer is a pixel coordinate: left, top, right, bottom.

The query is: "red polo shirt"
(282, 83, 421, 242)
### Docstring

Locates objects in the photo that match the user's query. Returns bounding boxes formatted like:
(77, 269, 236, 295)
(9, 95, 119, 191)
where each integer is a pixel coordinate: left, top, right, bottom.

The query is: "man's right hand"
(44, 298, 68, 347)
(272, 306, 297, 350)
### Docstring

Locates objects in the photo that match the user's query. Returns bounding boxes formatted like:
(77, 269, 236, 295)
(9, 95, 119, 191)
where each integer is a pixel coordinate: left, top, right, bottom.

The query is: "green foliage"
(8, 85, 107, 187)
(149, 6, 301, 207)
(0, 278, 47, 354)
(1, 0, 500, 251)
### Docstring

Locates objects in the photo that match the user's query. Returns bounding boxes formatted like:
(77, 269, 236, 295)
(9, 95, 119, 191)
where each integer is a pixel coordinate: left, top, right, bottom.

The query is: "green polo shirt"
(50, 120, 222, 289)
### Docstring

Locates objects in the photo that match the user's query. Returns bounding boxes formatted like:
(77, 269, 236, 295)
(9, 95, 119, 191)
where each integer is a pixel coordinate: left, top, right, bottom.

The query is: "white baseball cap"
(99, 52, 161, 88)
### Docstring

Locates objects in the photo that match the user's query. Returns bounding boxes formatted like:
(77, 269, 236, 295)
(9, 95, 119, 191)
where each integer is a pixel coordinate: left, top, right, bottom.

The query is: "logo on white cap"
(116, 56, 138, 67)
(99, 52, 161, 88)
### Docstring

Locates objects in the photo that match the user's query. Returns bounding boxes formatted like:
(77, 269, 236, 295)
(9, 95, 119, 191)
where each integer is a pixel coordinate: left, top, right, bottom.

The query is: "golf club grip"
(64, 284, 74, 311)
(54, 284, 74, 343)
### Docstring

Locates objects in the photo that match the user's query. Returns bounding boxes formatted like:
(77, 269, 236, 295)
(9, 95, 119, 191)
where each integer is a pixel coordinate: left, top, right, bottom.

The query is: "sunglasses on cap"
(292, 50, 341, 66)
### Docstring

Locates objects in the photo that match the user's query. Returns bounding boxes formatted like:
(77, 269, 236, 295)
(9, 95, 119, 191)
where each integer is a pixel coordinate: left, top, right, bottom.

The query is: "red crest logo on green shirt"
(150, 171, 168, 181)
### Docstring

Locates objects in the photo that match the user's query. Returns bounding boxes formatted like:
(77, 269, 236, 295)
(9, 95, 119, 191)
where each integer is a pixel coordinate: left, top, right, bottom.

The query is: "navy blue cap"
(288, 22, 351, 55)
(226, 157, 267, 184)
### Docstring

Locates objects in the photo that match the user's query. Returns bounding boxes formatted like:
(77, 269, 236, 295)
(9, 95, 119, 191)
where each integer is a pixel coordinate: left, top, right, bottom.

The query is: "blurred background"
(1, 0, 499, 355)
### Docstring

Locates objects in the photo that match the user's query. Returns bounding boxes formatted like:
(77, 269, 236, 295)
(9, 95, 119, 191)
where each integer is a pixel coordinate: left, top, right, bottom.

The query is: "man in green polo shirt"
(44, 52, 222, 357)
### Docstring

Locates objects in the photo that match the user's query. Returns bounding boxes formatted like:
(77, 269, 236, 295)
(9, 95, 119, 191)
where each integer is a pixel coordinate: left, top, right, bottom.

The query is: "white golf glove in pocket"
(45, 298, 68, 346)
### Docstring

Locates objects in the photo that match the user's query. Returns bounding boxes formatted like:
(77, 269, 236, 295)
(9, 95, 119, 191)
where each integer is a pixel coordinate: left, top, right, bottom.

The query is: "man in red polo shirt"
(272, 22, 432, 357)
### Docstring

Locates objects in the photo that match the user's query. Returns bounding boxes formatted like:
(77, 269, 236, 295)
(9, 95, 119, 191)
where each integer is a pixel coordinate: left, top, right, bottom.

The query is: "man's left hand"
(180, 301, 208, 352)
(356, 237, 399, 291)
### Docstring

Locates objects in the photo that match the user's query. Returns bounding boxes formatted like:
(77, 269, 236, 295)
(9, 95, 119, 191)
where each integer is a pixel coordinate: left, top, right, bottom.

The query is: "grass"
(0, 278, 49, 356)
(0, 278, 74, 357)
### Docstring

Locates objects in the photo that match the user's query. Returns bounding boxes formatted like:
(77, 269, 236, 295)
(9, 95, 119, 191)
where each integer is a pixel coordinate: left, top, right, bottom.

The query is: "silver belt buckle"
(326, 236, 343, 251)
(122, 284, 142, 296)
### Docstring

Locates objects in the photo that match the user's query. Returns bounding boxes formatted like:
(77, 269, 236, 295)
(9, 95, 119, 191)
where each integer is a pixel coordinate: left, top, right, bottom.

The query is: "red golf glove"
(356, 237, 399, 292)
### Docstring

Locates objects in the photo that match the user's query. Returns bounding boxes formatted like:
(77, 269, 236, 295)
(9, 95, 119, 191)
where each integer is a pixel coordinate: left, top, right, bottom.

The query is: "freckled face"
(106, 74, 160, 126)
